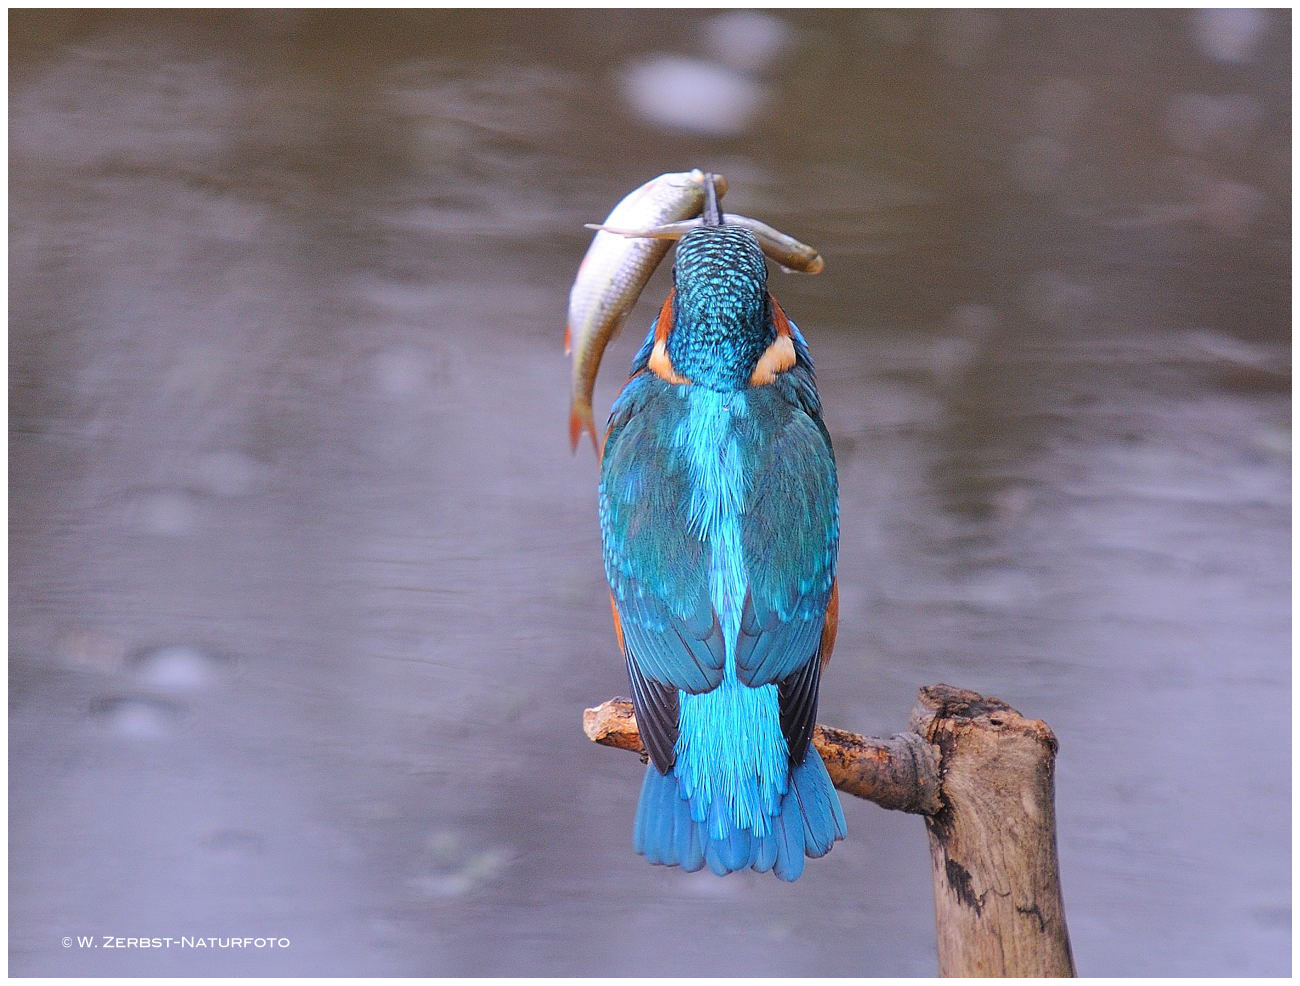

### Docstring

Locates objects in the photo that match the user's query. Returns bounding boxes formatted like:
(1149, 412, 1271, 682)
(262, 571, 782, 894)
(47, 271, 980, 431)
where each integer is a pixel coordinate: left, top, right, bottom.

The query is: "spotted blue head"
(667, 225, 774, 391)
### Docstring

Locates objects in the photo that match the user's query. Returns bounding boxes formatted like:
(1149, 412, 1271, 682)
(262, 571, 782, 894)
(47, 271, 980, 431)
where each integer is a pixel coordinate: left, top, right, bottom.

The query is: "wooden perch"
(583, 698, 943, 815)
(583, 683, 1076, 978)
(910, 686, 1075, 977)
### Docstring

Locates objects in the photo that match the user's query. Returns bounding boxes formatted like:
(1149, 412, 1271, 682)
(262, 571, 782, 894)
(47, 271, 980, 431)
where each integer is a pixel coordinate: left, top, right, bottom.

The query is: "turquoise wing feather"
(600, 371, 725, 696)
(599, 320, 837, 762)
(598, 224, 845, 880)
(601, 298, 845, 880)
(735, 369, 838, 692)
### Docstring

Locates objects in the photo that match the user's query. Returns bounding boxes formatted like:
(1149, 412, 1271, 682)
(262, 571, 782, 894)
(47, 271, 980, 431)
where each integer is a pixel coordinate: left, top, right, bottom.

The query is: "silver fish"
(585, 213, 824, 275)
(566, 169, 727, 452)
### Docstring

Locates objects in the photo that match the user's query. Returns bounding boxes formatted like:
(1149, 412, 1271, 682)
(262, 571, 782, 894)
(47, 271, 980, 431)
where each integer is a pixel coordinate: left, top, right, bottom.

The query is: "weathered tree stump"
(910, 685, 1075, 977)
(583, 683, 1076, 978)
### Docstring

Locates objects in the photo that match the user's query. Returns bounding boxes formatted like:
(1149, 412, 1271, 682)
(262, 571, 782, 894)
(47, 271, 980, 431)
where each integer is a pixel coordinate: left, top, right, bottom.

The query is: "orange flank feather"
(609, 592, 627, 657)
(819, 579, 839, 670)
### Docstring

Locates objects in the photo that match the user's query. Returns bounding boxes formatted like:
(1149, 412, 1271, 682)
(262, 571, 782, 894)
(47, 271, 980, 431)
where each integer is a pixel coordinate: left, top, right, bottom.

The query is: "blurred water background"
(9, 9, 1290, 977)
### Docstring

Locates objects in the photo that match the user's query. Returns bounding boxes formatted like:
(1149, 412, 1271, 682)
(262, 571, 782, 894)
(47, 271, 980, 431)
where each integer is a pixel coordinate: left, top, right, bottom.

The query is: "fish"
(585, 213, 825, 275)
(566, 169, 727, 453)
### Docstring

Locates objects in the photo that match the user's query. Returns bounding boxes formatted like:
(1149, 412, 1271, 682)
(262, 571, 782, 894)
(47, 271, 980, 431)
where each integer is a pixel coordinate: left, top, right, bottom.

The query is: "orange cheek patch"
(652, 290, 675, 346)
(749, 295, 798, 386)
(749, 335, 796, 385)
(648, 290, 691, 385)
(649, 341, 691, 384)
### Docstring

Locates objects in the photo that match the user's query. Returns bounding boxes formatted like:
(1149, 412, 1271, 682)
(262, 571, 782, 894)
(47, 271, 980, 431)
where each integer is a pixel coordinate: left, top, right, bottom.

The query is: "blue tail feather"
(632, 749, 845, 880)
(792, 751, 848, 857)
(771, 790, 806, 881)
(752, 824, 778, 874)
(636, 768, 705, 871)
(674, 786, 704, 867)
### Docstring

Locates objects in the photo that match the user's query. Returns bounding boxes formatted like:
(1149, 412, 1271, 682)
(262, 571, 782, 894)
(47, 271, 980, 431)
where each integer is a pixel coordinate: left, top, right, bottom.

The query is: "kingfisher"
(598, 186, 845, 880)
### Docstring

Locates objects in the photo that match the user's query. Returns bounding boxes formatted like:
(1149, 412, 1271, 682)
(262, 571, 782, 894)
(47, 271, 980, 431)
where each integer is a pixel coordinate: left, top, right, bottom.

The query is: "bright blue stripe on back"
(670, 388, 788, 841)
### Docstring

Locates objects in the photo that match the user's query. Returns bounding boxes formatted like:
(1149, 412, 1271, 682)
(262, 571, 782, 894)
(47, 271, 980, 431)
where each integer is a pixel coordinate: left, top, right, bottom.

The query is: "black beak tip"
(702, 172, 722, 227)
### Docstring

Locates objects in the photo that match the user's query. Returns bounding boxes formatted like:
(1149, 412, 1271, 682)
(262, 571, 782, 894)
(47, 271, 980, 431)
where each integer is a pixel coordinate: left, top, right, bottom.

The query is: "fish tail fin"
(569, 399, 597, 453)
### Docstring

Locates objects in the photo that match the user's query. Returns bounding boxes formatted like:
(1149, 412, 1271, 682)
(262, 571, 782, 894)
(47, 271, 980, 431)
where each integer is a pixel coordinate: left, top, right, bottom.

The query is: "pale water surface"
(9, 9, 1290, 976)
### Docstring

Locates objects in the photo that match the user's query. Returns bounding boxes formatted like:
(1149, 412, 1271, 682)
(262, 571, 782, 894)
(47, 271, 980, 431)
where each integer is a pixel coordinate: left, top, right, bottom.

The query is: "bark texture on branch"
(583, 685, 1075, 978)
(910, 685, 1076, 977)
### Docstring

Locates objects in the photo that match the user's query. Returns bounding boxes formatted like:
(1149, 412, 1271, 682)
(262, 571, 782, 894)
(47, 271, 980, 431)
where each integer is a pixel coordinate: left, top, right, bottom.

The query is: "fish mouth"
(686, 168, 729, 202)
